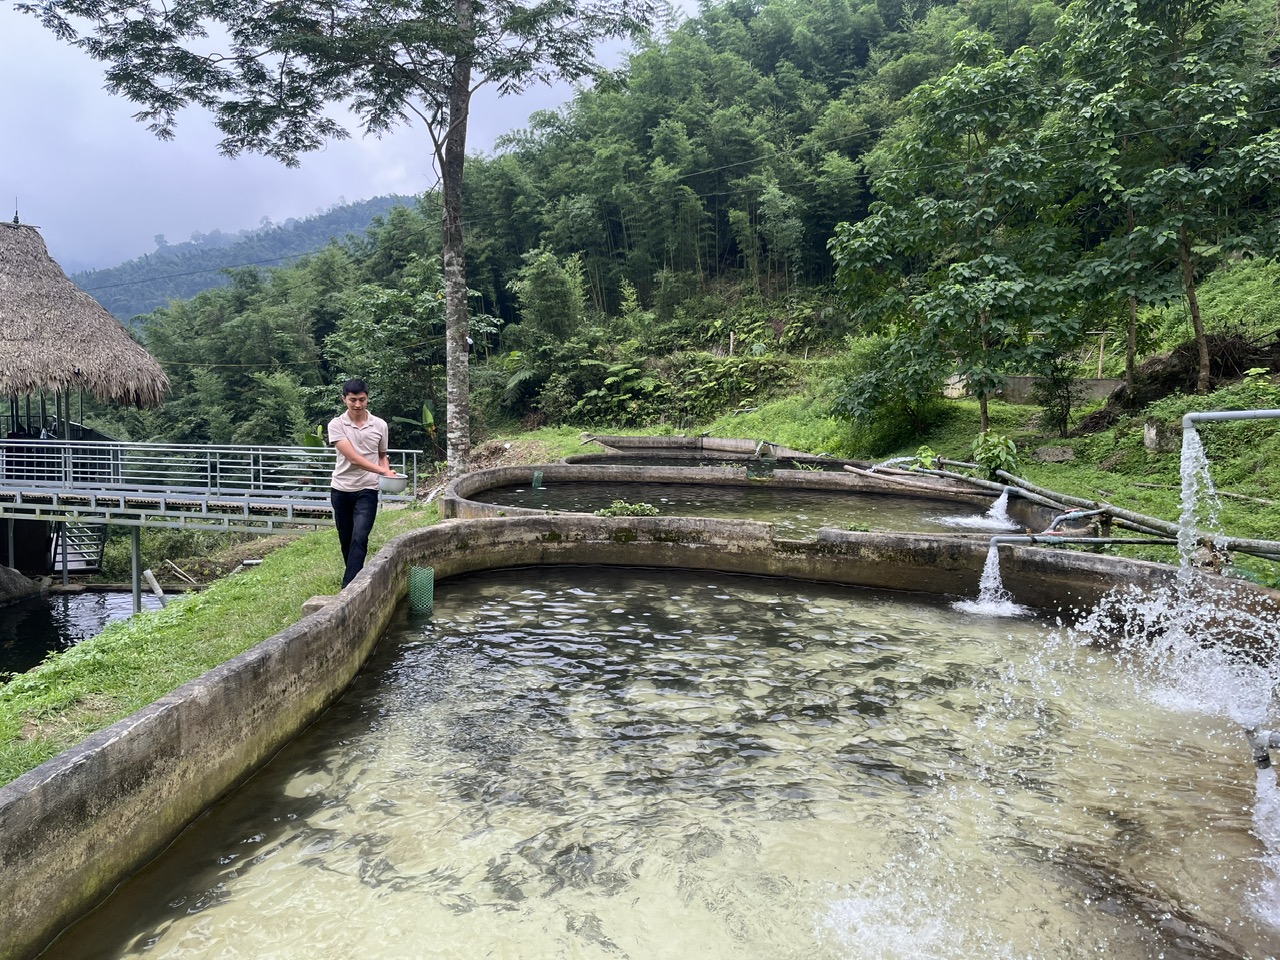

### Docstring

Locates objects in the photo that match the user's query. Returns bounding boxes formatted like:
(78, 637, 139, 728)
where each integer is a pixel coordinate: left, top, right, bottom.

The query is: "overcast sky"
(1, 7, 623, 273)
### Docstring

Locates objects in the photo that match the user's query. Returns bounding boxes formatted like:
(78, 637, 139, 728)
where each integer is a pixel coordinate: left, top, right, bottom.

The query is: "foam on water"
(818, 846, 1025, 960)
(952, 543, 1029, 617)
(934, 488, 1022, 532)
(1063, 424, 1280, 929)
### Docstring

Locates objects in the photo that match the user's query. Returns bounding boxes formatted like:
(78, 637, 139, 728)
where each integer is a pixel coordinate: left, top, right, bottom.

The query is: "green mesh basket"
(408, 566, 434, 613)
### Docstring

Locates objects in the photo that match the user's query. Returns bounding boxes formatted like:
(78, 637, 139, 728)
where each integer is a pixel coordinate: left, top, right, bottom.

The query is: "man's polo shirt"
(327, 412, 389, 492)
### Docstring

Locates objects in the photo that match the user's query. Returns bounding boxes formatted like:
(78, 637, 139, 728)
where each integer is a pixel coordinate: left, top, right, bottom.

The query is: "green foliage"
(1029, 354, 1086, 438)
(297, 423, 326, 448)
(507, 246, 589, 350)
(1145, 259, 1280, 350)
(593, 500, 660, 517)
(71, 197, 412, 321)
(702, 392, 864, 459)
(571, 360, 674, 427)
(390, 402, 440, 457)
(534, 373, 579, 426)
(970, 432, 1019, 479)
(829, 335, 950, 455)
(1147, 370, 1280, 424)
(669, 353, 788, 425)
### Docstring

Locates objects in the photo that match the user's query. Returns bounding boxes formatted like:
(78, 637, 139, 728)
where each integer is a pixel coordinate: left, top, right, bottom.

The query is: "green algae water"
(474, 482, 1007, 536)
(44, 567, 1280, 959)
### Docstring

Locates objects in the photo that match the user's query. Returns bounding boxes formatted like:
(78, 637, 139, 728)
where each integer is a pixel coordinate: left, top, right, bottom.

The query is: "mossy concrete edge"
(0, 543, 407, 960)
(4, 515, 1278, 959)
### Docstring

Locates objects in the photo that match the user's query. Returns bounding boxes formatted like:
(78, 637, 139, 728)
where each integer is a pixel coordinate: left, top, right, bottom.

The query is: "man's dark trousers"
(331, 488, 379, 587)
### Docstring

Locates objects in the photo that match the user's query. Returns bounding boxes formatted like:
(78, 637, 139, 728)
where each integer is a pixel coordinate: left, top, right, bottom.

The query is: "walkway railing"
(0, 440, 421, 532)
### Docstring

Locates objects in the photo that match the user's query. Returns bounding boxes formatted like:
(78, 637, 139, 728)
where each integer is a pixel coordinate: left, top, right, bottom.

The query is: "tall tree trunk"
(1126, 294, 1138, 392)
(442, 0, 473, 477)
(1125, 204, 1137, 393)
(1179, 222, 1211, 395)
(978, 310, 991, 433)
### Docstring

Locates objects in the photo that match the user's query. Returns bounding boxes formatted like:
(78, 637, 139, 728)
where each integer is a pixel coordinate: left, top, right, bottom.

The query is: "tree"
(831, 32, 1081, 433)
(22, 0, 653, 474)
(1046, 0, 1280, 394)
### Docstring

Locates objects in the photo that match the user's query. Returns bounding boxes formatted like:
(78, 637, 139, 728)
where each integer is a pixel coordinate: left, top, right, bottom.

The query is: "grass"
(0, 501, 440, 785)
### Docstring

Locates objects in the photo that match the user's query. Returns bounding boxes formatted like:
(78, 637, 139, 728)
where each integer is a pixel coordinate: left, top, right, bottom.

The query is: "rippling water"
(0, 591, 163, 676)
(478, 482, 995, 536)
(45, 568, 1278, 959)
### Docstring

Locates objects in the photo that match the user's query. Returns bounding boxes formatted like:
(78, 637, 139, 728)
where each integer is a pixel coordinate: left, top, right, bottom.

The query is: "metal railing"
(2, 416, 114, 443)
(0, 440, 422, 532)
(0, 439, 419, 494)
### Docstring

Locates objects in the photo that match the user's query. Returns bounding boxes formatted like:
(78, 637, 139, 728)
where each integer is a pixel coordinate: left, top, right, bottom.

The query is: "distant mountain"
(71, 195, 412, 321)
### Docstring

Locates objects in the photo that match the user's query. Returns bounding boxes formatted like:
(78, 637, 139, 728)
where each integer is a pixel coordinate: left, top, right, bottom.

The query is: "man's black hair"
(341, 378, 369, 396)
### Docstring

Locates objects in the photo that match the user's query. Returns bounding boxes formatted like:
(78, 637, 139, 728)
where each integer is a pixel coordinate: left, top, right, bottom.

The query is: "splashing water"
(1178, 427, 1227, 569)
(934, 489, 1021, 532)
(820, 853, 1023, 960)
(953, 544, 1029, 617)
(1253, 769, 1280, 929)
(1065, 426, 1280, 927)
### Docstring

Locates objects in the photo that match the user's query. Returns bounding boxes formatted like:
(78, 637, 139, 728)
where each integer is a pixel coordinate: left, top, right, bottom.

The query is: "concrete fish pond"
(566, 434, 856, 471)
(439, 462, 1041, 536)
(6, 515, 1280, 958)
(37, 563, 1280, 958)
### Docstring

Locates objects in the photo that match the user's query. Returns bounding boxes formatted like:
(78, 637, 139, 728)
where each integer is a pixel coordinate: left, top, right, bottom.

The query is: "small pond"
(43, 566, 1278, 959)
(568, 454, 855, 472)
(0, 591, 164, 676)
(474, 480, 1011, 536)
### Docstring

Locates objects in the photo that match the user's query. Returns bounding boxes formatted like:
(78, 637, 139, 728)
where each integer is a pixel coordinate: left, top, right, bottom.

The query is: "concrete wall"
(3, 516, 1278, 958)
(0, 551, 407, 960)
(943, 375, 1123, 403)
(439, 462, 1051, 527)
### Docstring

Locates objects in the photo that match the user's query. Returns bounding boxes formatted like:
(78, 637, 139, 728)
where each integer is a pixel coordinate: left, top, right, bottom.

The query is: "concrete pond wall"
(3, 515, 1279, 959)
(439, 461, 1053, 529)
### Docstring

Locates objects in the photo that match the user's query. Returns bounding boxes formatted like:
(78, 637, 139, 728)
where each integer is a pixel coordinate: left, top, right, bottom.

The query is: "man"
(328, 379, 399, 587)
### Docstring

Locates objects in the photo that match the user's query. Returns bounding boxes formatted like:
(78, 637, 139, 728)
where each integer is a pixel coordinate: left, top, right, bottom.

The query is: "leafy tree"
(831, 32, 1081, 432)
(323, 255, 450, 451)
(1047, 0, 1280, 394)
(23, 0, 653, 473)
(507, 246, 589, 350)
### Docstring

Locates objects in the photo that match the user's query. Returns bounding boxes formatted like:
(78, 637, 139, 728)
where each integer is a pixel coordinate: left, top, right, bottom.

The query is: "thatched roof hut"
(0, 221, 169, 407)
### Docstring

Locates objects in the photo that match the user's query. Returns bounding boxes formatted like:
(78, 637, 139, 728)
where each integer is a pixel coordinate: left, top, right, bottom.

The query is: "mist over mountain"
(71, 195, 413, 321)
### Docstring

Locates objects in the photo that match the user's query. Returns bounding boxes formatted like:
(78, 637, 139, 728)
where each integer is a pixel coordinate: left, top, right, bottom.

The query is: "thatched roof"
(0, 221, 169, 407)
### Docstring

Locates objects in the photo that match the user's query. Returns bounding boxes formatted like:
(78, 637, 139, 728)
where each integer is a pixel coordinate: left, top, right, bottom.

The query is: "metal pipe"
(1183, 409, 1280, 429)
(988, 534, 1175, 549)
(1039, 509, 1107, 534)
(1247, 729, 1280, 769)
(131, 526, 142, 615)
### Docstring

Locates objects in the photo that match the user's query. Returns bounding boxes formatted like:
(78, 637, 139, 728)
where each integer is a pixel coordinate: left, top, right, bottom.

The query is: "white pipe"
(1183, 409, 1280, 430)
(142, 569, 168, 608)
(1248, 729, 1280, 768)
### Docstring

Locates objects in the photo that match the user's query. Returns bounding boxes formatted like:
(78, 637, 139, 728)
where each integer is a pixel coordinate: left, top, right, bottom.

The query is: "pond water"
(44, 567, 1278, 959)
(0, 591, 164, 676)
(572, 455, 853, 472)
(475, 481, 1006, 536)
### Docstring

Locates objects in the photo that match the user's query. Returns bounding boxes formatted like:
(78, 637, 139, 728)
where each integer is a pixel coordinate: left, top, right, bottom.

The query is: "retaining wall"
(3, 516, 1278, 958)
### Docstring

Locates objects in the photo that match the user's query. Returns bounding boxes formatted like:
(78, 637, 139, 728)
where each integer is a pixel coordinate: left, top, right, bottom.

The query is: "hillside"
(70, 195, 413, 321)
